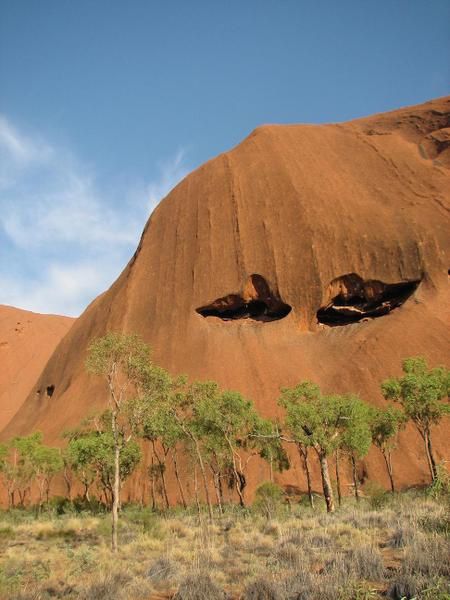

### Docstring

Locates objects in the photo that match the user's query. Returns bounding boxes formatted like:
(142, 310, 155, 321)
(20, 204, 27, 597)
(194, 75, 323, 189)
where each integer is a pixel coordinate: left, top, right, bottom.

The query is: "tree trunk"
(63, 466, 72, 501)
(297, 443, 314, 508)
(172, 449, 187, 509)
(317, 450, 335, 513)
(423, 428, 438, 482)
(211, 470, 223, 515)
(37, 482, 44, 515)
(149, 455, 157, 510)
(382, 449, 395, 493)
(226, 437, 245, 507)
(193, 465, 202, 522)
(111, 411, 120, 553)
(18, 489, 27, 507)
(218, 473, 225, 506)
(351, 454, 360, 502)
(192, 437, 214, 521)
(335, 449, 342, 507)
(83, 482, 90, 503)
(151, 441, 170, 510)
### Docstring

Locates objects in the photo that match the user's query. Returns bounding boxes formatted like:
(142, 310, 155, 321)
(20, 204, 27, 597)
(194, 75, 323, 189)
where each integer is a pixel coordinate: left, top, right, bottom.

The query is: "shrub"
(173, 573, 228, 600)
(323, 546, 384, 581)
(365, 481, 390, 509)
(79, 572, 130, 600)
(403, 534, 450, 577)
(244, 577, 282, 600)
(279, 567, 313, 600)
(387, 573, 427, 600)
(388, 525, 415, 548)
(350, 545, 385, 580)
(427, 464, 450, 502)
(254, 482, 284, 520)
(147, 557, 180, 585)
(270, 541, 305, 569)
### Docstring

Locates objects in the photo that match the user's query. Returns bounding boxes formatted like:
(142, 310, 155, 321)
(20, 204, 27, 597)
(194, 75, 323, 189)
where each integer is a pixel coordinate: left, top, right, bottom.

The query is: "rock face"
(2, 97, 449, 496)
(0, 305, 74, 431)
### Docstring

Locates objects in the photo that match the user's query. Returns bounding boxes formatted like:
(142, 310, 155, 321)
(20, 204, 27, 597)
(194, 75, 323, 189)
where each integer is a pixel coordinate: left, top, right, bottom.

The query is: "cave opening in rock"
(317, 273, 421, 326)
(196, 274, 292, 322)
(46, 385, 55, 398)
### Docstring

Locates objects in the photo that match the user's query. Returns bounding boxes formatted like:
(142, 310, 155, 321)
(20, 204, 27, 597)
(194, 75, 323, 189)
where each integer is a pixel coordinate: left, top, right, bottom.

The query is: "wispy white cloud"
(0, 116, 188, 316)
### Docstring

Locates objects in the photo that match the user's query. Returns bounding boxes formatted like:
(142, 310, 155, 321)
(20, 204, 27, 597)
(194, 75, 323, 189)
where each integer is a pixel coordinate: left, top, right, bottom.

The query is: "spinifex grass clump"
(0, 491, 449, 599)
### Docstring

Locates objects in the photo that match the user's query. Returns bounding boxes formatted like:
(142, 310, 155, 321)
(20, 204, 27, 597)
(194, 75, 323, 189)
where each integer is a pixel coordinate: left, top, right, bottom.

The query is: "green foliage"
(364, 481, 390, 509)
(338, 395, 373, 459)
(66, 429, 141, 496)
(255, 418, 290, 474)
(253, 481, 284, 520)
(0, 433, 63, 507)
(279, 382, 339, 454)
(427, 464, 450, 501)
(370, 406, 406, 452)
(382, 356, 450, 431)
(279, 382, 372, 458)
(382, 356, 449, 482)
(85, 331, 151, 385)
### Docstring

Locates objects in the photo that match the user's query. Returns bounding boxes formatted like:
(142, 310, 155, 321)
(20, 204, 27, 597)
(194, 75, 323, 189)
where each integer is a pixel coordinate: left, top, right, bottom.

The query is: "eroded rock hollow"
(196, 274, 292, 321)
(317, 273, 421, 326)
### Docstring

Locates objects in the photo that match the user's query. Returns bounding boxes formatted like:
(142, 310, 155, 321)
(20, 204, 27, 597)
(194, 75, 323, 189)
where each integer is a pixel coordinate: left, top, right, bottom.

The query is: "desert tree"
(164, 380, 215, 520)
(90, 427, 141, 507)
(66, 426, 140, 507)
(65, 430, 101, 503)
(193, 383, 285, 508)
(254, 417, 290, 485)
(382, 356, 450, 483)
(337, 396, 373, 502)
(0, 434, 62, 510)
(137, 365, 187, 509)
(370, 406, 406, 493)
(85, 332, 152, 551)
(141, 405, 184, 510)
(31, 443, 64, 511)
(0, 442, 15, 508)
(279, 382, 349, 513)
(10, 433, 43, 507)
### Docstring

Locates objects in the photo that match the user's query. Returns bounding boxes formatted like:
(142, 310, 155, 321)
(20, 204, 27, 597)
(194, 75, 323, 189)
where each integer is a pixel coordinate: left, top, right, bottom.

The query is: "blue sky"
(1, 1, 449, 316)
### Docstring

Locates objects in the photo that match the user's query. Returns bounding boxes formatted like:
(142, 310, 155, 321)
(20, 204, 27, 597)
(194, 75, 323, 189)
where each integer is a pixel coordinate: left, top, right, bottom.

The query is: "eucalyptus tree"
(142, 404, 184, 510)
(165, 380, 215, 520)
(193, 384, 285, 508)
(279, 383, 338, 512)
(11, 433, 43, 507)
(85, 332, 152, 551)
(65, 430, 101, 503)
(31, 443, 64, 511)
(382, 357, 450, 483)
(370, 406, 406, 493)
(337, 396, 373, 502)
(0, 442, 14, 507)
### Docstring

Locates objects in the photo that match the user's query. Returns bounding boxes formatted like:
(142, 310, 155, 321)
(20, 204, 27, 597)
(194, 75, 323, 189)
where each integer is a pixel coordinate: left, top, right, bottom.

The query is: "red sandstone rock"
(0, 305, 73, 431)
(2, 97, 449, 497)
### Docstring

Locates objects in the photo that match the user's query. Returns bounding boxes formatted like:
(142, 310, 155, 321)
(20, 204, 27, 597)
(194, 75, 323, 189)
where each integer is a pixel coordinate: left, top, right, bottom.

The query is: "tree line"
(0, 333, 448, 551)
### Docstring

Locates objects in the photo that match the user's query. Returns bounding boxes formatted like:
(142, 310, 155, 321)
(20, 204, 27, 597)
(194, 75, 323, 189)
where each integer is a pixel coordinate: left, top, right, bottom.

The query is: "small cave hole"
(317, 273, 421, 326)
(196, 274, 292, 322)
(46, 385, 55, 398)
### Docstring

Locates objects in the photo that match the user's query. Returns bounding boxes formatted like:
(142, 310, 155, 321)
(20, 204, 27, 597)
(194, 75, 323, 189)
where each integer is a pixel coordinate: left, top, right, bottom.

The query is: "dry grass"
(0, 491, 449, 599)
